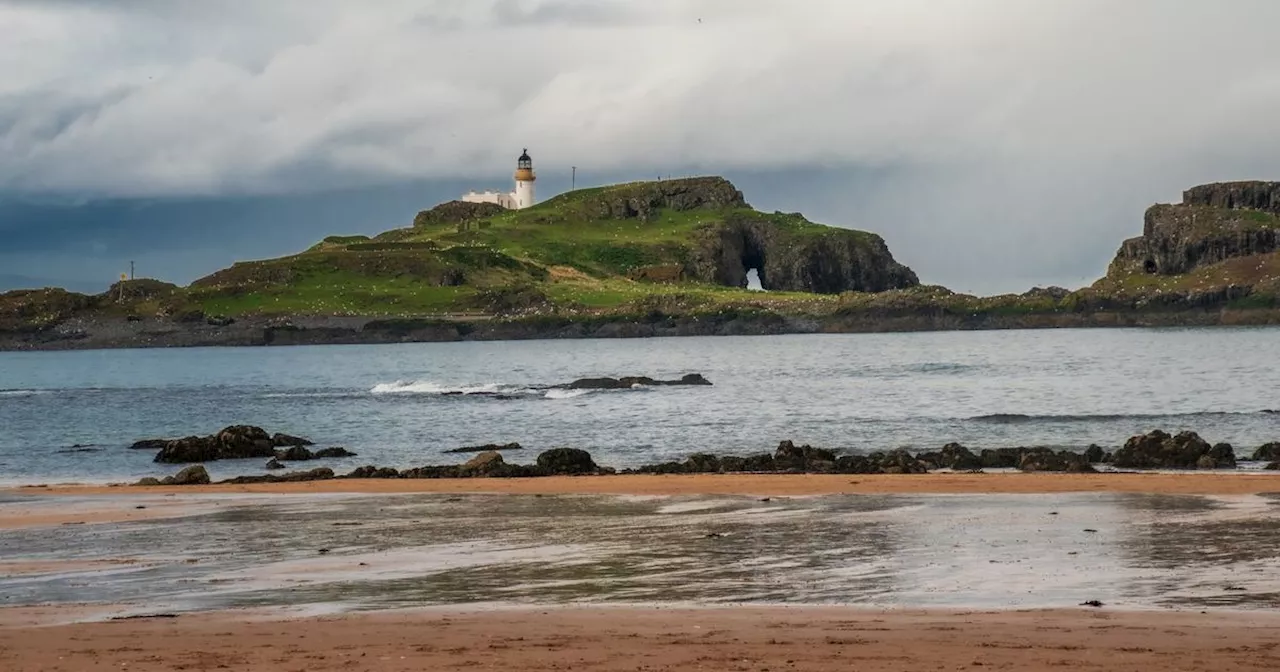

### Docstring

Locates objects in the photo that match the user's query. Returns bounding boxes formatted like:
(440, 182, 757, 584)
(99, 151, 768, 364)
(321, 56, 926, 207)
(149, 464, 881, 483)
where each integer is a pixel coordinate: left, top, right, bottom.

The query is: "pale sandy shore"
(1, 606, 1278, 671)
(17, 471, 1280, 498)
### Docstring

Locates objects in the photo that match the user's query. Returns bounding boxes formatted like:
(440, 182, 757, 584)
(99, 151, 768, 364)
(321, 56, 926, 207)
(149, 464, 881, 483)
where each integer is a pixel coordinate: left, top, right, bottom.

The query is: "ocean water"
(1, 327, 1279, 484)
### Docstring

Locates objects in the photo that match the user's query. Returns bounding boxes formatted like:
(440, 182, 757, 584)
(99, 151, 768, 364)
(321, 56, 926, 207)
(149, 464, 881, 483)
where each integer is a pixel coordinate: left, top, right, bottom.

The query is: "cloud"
(2, 0, 1280, 293)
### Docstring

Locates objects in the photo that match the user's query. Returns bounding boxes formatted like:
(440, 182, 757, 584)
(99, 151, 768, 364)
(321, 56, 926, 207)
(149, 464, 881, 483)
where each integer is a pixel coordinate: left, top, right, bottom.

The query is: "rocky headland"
(4, 179, 1280, 351)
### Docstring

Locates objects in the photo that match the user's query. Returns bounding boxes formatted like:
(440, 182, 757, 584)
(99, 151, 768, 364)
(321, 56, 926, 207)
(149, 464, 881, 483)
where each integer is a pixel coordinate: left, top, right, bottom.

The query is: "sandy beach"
(1, 605, 1278, 671)
(17, 470, 1280, 499)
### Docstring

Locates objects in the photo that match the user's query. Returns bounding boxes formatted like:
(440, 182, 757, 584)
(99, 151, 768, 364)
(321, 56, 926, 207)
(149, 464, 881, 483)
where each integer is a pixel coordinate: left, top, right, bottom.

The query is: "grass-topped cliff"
(6, 178, 1280, 350)
(181, 177, 918, 319)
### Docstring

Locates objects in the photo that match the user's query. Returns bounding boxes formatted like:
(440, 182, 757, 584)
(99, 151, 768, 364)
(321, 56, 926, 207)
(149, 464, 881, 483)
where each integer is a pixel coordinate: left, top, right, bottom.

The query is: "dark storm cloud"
(1, 0, 1280, 293)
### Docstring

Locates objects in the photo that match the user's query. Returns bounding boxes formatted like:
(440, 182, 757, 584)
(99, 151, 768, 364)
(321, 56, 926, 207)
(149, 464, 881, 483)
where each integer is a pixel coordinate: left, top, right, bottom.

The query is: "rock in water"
(444, 442, 523, 454)
(561, 374, 713, 390)
(1252, 442, 1280, 461)
(265, 458, 285, 470)
(275, 445, 314, 461)
(313, 447, 356, 459)
(128, 438, 171, 450)
(536, 448, 598, 475)
(272, 433, 314, 447)
(1111, 430, 1236, 469)
(154, 425, 294, 463)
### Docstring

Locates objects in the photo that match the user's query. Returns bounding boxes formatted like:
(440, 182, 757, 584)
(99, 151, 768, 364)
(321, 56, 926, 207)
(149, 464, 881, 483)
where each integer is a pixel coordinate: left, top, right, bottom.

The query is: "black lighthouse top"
(517, 148, 532, 170)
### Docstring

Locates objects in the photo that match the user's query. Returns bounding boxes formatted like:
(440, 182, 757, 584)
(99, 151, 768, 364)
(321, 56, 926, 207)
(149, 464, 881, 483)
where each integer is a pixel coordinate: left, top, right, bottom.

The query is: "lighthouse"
(514, 148, 536, 209)
(459, 148, 537, 210)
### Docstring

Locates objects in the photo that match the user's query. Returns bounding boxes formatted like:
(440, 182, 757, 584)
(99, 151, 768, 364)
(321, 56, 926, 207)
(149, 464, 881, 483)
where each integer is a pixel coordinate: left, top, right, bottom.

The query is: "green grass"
(194, 273, 477, 316)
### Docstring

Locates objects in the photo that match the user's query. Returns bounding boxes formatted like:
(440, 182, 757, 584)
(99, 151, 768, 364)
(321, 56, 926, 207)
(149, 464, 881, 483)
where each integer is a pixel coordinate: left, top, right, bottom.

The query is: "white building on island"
(461, 149, 537, 209)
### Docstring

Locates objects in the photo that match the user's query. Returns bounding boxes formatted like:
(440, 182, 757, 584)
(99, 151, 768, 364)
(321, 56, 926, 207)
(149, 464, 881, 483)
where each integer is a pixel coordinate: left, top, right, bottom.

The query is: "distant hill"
(6, 178, 1280, 350)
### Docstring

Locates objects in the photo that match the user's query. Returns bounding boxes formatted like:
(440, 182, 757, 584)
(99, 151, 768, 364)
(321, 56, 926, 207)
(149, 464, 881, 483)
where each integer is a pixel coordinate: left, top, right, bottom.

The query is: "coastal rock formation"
(1016, 448, 1097, 473)
(136, 465, 211, 486)
(1107, 181, 1280, 278)
(916, 443, 983, 471)
(154, 425, 277, 463)
(147, 426, 352, 464)
(536, 448, 598, 475)
(1111, 430, 1236, 469)
(1183, 182, 1280, 214)
(562, 373, 712, 390)
(444, 442, 523, 454)
(689, 212, 919, 294)
(412, 201, 507, 228)
(1252, 443, 1280, 461)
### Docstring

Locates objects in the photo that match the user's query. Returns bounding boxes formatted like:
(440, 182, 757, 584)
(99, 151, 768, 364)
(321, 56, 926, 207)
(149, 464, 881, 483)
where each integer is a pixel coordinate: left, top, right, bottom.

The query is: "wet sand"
(1, 606, 1278, 671)
(17, 471, 1280, 500)
(0, 494, 222, 529)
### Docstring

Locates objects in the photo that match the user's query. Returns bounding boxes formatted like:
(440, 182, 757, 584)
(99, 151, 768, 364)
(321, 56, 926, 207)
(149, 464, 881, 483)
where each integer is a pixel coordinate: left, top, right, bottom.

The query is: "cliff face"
(1107, 182, 1280, 278)
(690, 213, 919, 293)
(560, 177, 918, 294)
(1183, 181, 1280, 215)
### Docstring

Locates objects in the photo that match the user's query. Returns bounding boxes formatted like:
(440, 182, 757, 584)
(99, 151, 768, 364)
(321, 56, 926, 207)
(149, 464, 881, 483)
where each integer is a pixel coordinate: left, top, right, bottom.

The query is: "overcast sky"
(3, 0, 1280, 294)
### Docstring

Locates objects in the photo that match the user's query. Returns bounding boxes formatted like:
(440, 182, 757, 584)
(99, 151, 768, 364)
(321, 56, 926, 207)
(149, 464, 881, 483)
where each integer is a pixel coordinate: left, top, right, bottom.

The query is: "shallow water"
(2, 328, 1280, 483)
(3, 492, 1279, 614)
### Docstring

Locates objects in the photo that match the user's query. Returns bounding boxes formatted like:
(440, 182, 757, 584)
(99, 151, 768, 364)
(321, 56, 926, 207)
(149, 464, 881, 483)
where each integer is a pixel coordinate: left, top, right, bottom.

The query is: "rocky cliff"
(689, 212, 919, 293)
(1183, 181, 1280, 215)
(1106, 181, 1280, 279)
(554, 177, 918, 294)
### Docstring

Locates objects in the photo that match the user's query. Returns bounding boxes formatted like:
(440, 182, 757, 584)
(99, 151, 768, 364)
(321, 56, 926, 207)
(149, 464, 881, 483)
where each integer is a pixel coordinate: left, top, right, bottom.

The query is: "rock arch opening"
(740, 234, 768, 291)
(1143, 258, 1158, 274)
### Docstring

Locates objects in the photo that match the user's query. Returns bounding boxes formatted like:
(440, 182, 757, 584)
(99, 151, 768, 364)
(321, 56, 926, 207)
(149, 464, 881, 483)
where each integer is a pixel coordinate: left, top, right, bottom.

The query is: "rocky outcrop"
(1016, 448, 1097, 473)
(916, 443, 983, 471)
(689, 212, 919, 294)
(444, 442, 523, 454)
(154, 426, 277, 463)
(412, 200, 507, 228)
(1252, 443, 1280, 461)
(136, 465, 211, 486)
(148, 426, 348, 464)
(536, 448, 598, 475)
(561, 373, 711, 390)
(1107, 182, 1280, 278)
(1111, 430, 1236, 469)
(576, 177, 747, 221)
(1183, 182, 1280, 215)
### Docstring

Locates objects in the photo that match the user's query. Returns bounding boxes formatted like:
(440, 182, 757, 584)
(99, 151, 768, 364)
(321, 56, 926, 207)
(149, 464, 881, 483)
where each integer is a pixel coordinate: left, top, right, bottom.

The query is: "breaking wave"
(0, 389, 52, 398)
(544, 388, 594, 400)
(370, 381, 515, 396)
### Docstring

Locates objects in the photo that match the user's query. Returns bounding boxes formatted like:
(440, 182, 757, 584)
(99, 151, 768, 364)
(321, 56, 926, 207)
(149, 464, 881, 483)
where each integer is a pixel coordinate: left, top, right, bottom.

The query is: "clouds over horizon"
(2, 0, 1280, 293)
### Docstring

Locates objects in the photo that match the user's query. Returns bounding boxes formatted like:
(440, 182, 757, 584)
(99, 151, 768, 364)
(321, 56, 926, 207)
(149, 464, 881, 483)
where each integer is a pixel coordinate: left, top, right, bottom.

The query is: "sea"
(1, 327, 1279, 485)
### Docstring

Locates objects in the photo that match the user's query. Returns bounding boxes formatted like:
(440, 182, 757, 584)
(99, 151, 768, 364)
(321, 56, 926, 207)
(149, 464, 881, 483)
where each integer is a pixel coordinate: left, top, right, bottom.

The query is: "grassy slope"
(181, 182, 866, 319)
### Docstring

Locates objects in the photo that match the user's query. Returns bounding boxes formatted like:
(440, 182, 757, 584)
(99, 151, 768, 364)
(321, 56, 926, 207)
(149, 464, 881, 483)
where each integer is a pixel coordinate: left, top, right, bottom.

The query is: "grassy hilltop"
(179, 176, 918, 321)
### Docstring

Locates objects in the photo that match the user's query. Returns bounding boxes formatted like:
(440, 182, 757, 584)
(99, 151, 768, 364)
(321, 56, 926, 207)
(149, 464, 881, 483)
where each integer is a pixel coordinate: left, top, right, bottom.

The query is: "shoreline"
(14, 471, 1280, 498)
(5, 308, 1280, 352)
(1, 604, 1277, 671)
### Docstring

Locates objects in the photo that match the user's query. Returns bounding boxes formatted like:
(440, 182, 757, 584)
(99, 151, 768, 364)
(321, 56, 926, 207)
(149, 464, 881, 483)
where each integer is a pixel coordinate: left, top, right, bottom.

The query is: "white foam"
(545, 388, 593, 400)
(370, 380, 506, 395)
(0, 389, 51, 397)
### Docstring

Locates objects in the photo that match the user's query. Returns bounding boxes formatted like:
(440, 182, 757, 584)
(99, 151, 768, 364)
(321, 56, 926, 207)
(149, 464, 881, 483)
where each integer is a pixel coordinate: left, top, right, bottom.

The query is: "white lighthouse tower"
(514, 148, 536, 209)
(459, 148, 537, 210)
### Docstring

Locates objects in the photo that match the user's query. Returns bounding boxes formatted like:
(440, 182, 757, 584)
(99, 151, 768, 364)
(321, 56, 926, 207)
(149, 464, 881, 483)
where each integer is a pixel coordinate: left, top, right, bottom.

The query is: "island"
(2, 178, 1279, 350)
